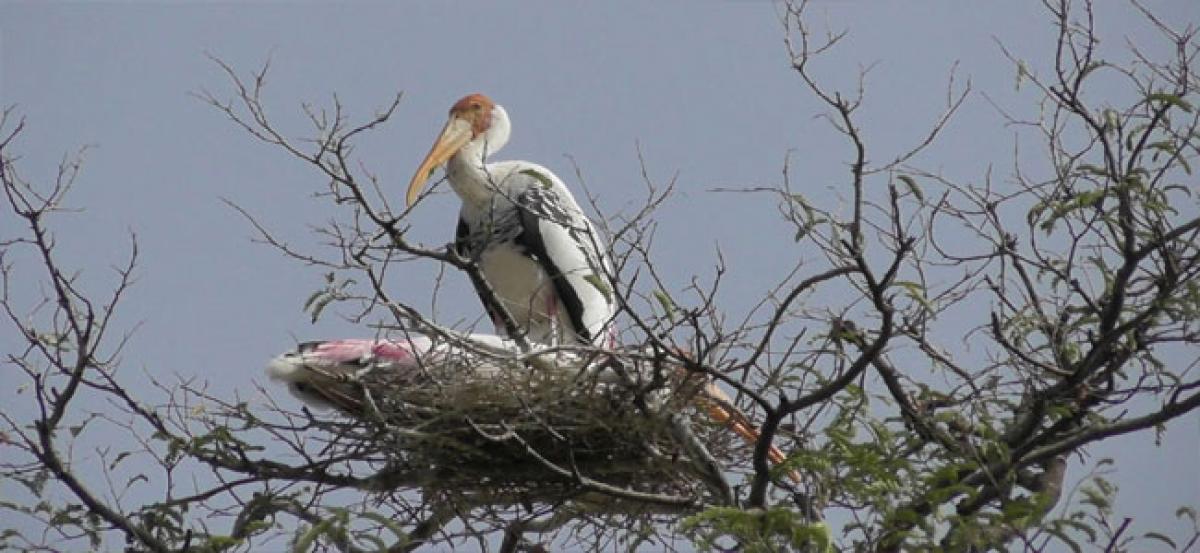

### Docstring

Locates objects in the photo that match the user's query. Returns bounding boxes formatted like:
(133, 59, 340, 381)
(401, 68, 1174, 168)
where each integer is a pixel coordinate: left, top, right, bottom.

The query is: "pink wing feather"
(265, 334, 512, 411)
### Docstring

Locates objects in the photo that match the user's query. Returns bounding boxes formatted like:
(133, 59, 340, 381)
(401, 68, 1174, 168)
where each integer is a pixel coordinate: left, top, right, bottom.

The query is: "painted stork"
(406, 93, 615, 347)
(267, 333, 800, 483)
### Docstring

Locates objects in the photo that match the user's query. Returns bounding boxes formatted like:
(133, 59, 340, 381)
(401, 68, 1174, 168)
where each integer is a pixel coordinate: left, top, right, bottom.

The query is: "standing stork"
(391, 95, 801, 484)
(406, 93, 615, 347)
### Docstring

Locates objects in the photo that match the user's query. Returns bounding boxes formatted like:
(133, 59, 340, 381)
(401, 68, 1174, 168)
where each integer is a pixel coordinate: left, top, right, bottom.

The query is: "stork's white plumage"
(407, 94, 615, 347)
(394, 95, 800, 484)
(265, 332, 801, 483)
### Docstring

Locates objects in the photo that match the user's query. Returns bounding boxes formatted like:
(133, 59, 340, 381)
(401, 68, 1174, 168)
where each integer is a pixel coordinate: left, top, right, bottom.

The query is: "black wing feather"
(513, 189, 594, 343)
(456, 217, 519, 337)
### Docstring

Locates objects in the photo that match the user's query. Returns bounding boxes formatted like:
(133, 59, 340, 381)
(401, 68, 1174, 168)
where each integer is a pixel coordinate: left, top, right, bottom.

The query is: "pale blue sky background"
(1, 1, 1197, 549)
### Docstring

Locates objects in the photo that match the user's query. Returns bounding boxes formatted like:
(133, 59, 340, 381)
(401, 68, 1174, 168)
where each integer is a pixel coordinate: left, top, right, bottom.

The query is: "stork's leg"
(667, 413, 735, 505)
(543, 286, 561, 346)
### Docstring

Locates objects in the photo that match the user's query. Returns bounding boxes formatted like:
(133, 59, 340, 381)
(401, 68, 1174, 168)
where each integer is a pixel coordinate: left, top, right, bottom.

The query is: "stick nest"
(299, 353, 744, 503)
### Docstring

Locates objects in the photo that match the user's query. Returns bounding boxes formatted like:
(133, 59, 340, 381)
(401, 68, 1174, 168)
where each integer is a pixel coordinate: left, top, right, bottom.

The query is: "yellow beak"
(699, 382, 802, 484)
(406, 116, 474, 207)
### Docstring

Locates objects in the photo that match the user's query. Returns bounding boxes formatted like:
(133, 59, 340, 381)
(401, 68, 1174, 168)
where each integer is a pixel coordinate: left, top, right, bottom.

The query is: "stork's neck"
(446, 140, 499, 207)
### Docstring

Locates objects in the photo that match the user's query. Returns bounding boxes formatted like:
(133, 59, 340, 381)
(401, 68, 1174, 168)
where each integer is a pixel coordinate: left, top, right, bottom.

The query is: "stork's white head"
(407, 93, 511, 206)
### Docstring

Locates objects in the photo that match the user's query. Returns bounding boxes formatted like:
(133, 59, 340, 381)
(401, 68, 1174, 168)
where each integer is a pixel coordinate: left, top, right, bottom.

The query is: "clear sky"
(2, 1, 1196, 549)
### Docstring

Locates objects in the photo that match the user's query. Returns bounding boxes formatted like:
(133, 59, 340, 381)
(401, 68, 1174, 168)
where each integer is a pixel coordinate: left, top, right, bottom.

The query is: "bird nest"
(270, 339, 748, 505)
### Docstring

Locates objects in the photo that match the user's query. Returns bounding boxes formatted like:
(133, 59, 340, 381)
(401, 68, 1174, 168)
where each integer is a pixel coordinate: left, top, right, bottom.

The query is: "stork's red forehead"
(450, 93, 494, 114)
(449, 93, 495, 137)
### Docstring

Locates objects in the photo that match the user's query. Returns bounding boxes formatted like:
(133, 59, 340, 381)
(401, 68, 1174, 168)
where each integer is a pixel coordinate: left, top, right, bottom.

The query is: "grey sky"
(2, 1, 1197, 549)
